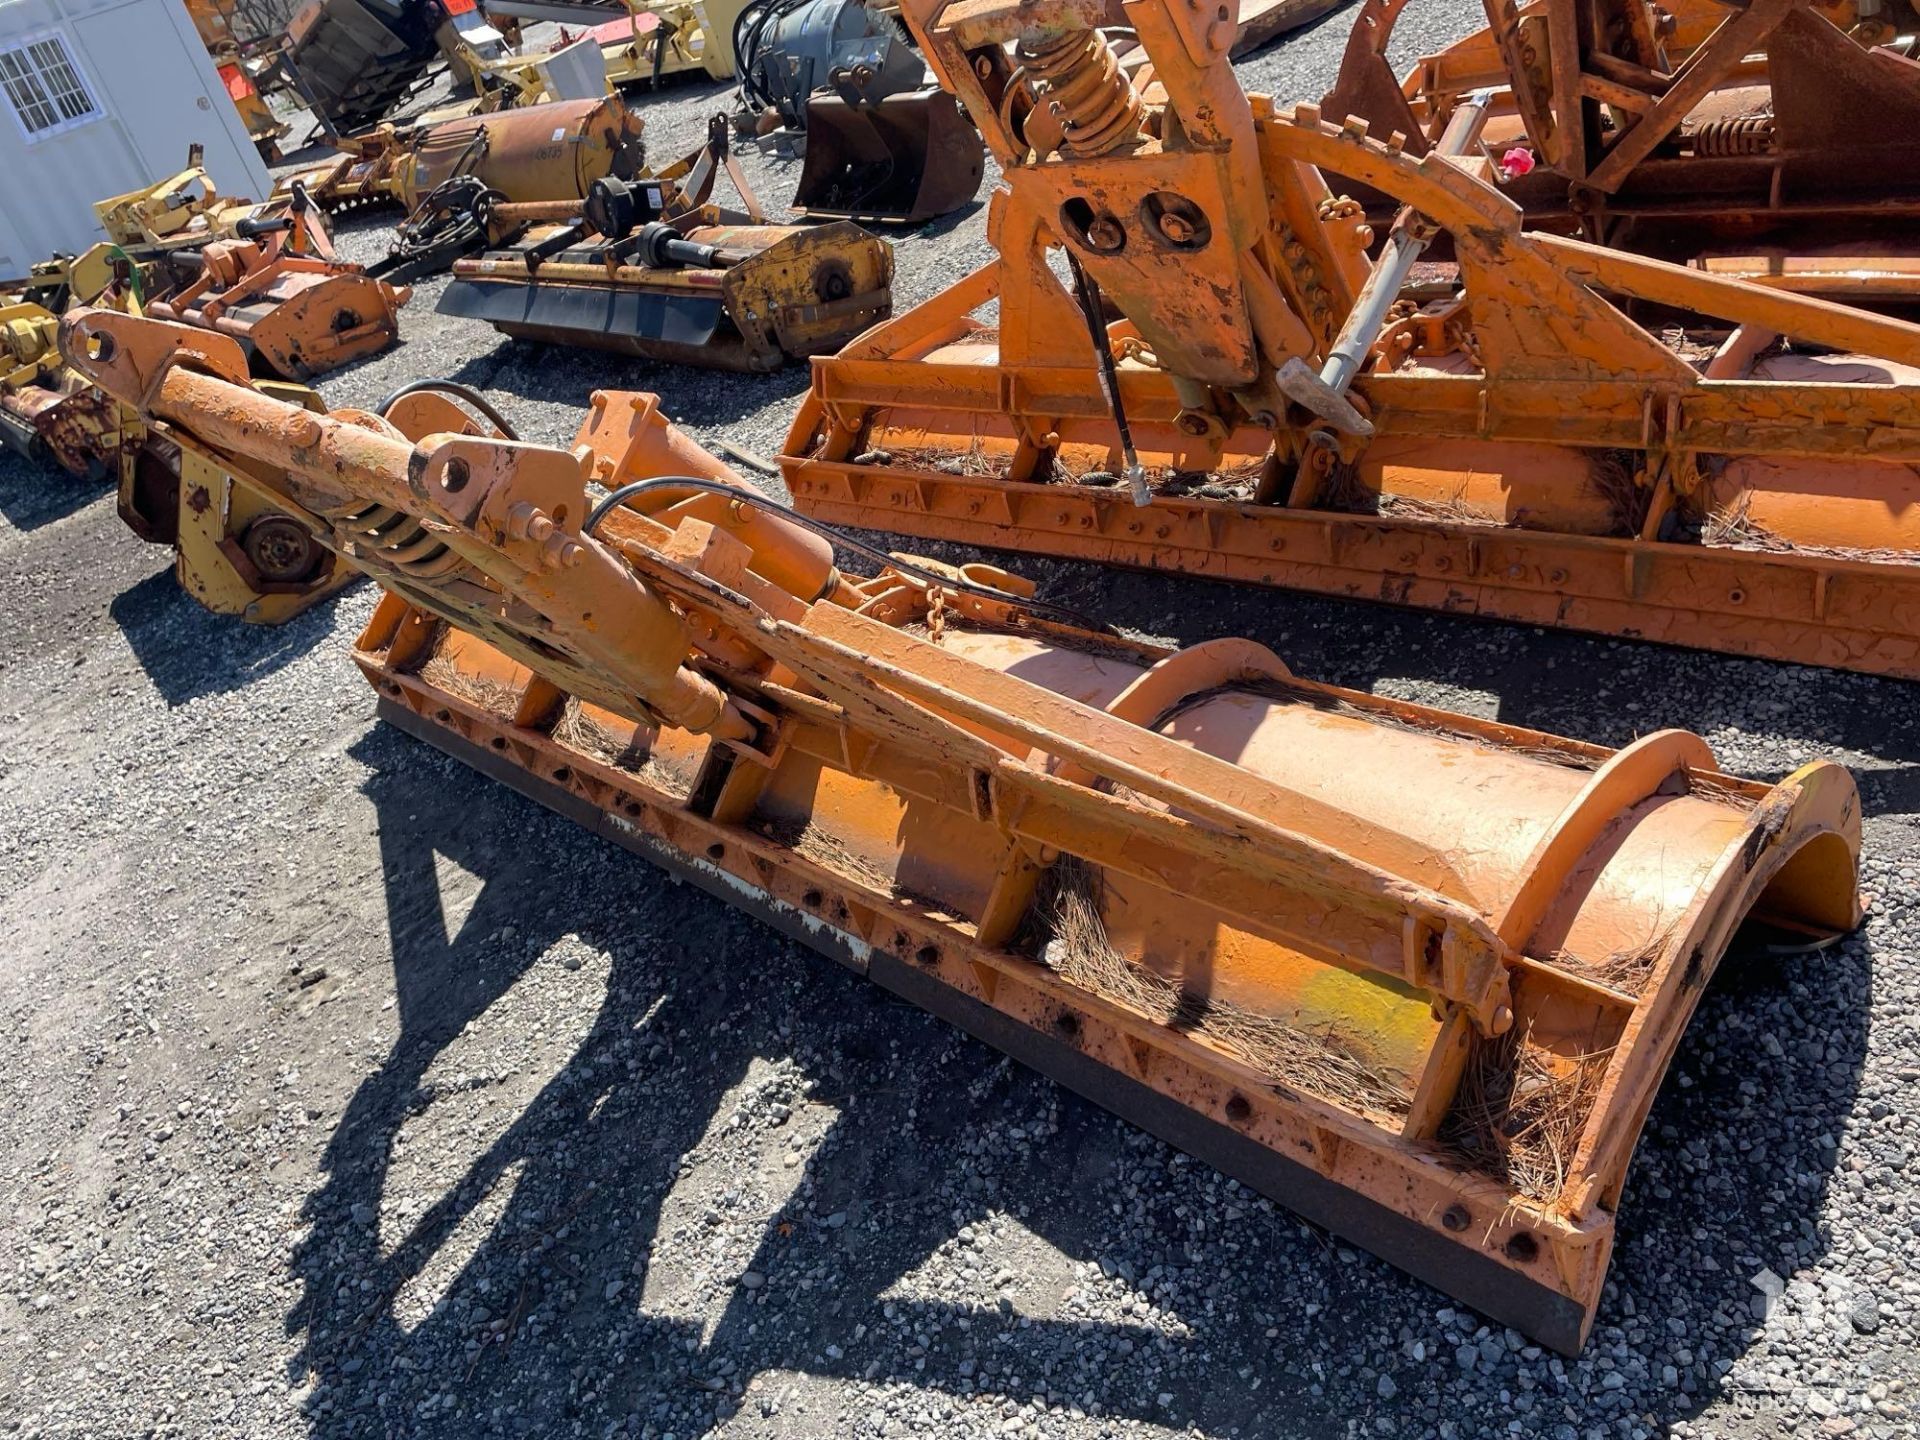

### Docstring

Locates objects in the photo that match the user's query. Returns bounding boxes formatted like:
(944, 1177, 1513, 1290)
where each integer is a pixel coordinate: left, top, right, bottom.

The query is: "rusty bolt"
(1156, 210, 1196, 245)
(1441, 1204, 1471, 1232)
(1085, 216, 1125, 253)
(285, 411, 322, 448)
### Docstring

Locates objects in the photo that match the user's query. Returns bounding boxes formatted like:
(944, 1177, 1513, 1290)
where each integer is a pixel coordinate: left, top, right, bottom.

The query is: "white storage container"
(0, 0, 273, 275)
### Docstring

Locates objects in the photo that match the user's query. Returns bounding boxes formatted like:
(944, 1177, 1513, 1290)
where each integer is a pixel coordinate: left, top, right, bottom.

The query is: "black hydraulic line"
(1064, 251, 1149, 507)
(581, 475, 1110, 631)
(376, 379, 520, 440)
(734, 0, 810, 112)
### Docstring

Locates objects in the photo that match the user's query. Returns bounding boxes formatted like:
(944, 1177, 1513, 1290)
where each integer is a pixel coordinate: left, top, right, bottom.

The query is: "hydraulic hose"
(583, 475, 1109, 630)
(376, 378, 519, 440)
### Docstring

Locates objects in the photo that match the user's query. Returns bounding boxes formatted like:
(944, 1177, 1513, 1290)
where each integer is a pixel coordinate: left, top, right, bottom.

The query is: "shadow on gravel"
(276, 136, 338, 170)
(284, 716, 1869, 1438)
(1231, 0, 1356, 61)
(107, 569, 348, 706)
(438, 342, 814, 429)
(0, 448, 103, 531)
(856, 198, 989, 244)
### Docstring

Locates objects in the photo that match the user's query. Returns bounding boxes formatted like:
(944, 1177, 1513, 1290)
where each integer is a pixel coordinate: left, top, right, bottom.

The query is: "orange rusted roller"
(63, 306, 1864, 1353)
(398, 97, 648, 211)
(274, 98, 650, 218)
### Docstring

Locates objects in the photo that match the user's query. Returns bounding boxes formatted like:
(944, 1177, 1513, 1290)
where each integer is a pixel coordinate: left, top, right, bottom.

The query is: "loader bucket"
(59, 306, 1866, 1352)
(282, 0, 444, 132)
(792, 90, 985, 224)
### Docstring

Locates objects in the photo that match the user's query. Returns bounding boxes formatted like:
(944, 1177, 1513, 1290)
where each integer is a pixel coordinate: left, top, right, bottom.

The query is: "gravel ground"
(3, 6, 1919, 1438)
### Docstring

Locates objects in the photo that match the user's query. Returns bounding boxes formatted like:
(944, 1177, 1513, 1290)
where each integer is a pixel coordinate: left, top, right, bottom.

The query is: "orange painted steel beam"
(785, 459, 1920, 678)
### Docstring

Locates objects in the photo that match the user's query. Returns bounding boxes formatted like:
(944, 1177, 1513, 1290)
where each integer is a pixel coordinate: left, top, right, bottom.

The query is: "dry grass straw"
(1323, 448, 1652, 537)
(546, 695, 716, 799)
(1440, 1019, 1614, 1204)
(1702, 493, 1920, 564)
(793, 824, 898, 895)
(1587, 449, 1649, 536)
(1548, 924, 1674, 995)
(1321, 461, 1497, 525)
(1034, 858, 1414, 1118)
(753, 813, 904, 899)
(876, 440, 1003, 478)
(872, 443, 1271, 499)
(417, 654, 522, 721)
(1685, 769, 1753, 809)
(551, 697, 645, 771)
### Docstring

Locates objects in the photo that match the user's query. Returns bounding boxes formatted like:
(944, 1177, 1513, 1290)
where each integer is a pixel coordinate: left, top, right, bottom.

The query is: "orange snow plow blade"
(62, 306, 1863, 1354)
(783, 0, 1920, 680)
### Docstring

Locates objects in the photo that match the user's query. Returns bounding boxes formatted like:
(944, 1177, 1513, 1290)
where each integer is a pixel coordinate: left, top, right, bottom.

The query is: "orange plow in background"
(62, 305, 1862, 1354)
(118, 178, 412, 383)
(781, 0, 1920, 680)
(1319, 0, 1920, 264)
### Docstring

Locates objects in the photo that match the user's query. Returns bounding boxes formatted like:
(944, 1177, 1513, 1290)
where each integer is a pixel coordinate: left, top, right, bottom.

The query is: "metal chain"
(927, 585, 948, 647)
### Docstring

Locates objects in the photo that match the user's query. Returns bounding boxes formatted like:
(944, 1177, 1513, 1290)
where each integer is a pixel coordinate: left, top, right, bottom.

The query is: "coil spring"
(1690, 113, 1774, 158)
(1018, 29, 1143, 158)
(335, 503, 463, 578)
